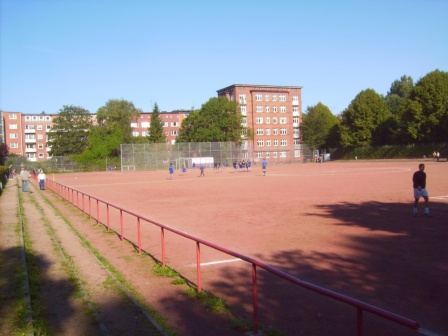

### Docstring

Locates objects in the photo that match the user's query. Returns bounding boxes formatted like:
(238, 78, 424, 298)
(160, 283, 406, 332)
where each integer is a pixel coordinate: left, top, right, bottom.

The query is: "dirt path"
(1, 178, 244, 336)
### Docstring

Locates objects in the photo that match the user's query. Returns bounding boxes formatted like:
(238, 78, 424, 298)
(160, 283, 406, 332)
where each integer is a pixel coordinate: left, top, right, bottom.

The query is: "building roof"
(217, 84, 303, 93)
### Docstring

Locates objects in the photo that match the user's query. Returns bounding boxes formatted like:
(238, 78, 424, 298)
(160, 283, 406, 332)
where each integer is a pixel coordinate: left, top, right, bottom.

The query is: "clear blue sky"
(1, 0, 447, 115)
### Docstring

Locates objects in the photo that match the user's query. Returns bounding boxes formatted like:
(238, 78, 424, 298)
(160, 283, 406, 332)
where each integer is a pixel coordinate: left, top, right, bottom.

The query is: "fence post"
(357, 307, 363, 336)
(252, 263, 259, 335)
(137, 217, 141, 254)
(196, 242, 202, 292)
(161, 227, 165, 266)
(120, 209, 123, 241)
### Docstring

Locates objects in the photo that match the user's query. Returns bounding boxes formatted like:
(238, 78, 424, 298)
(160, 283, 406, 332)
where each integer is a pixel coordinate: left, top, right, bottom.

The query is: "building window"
(171, 130, 178, 136)
(279, 95, 286, 102)
(25, 134, 35, 140)
(46, 116, 51, 121)
(46, 125, 51, 130)
(266, 140, 271, 146)
(266, 128, 271, 135)
(132, 132, 139, 136)
(272, 151, 278, 158)
(37, 134, 43, 140)
(256, 117, 263, 124)
(257, 139, 264, 147)
(294, 139, 301, 146)
(25, 125, 35, 129)
(292, 95, 299, 104)
(272, 95, 277, 101)
(281, 139, 288, 146)
(256, 128, 264, 135)
(256, 105, 263, 112)
(39, 116, 44, 120)
(294, 150, 301, 157)
(239, 94, 246, 103)
(163, 122, 168, 127)
(25, 116, 31, 121)
(38, 153, 44, 158)
(280, 151, 287, 158)
(273, 139, 278, 146)
(240, 105, 247, 114)
(293, 106, 299, 113)
(141, 122, 150, 127)
(171, 122, 178, 127)
(9, 114, 17, 119)
(9, 124, 18, 129)
(293, 116, 299, 124)
(131, 122, 138, 127)
(37, 125, 43, 130)
(273, 128, 278, 135)
(265, 106, 270, 113)
(280, 117, 287, 124)
(10, 143, 19, 148)
(265, 117, 270, 124)
(9, 133, 18, 138)
(264, 94, 270, 101)
(27, 153, 36, 159)
(32, 116, 37, 121)
(255, 94, 262, 101)
(273, 106, 277, 113)
(280, 106, 286, 113)
(256, 152, 264, 158)
(273, 117, 278, 124)
(38, 144, 44, 149)
(280, 128, 287, 135)
(242, 116, 247, 126)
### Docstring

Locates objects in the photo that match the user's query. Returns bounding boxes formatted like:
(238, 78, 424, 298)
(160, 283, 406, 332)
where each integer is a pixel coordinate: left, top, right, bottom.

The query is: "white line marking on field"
(418, 327, 443, 336)
(431, 195, 448, 201)
(197, 258, 242, 267)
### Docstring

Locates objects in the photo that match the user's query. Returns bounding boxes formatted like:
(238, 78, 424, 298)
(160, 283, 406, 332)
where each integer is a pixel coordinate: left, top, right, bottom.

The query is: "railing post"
(252, 263, 259, 335)
(161, 227, 165, 266)
(196, 242, 202, 292)
(120, 209, 123, 241)
(88, 196, 91, 218)
(137, 217, 141, 254)
(82, 194, 85, 213)
(357, 307, 363, 336)
(106, 204, 110, 230)
(96, 199, 99, 224)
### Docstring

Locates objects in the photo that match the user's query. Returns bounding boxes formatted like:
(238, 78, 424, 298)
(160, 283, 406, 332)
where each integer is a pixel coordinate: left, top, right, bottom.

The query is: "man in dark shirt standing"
(412, 163, 430, 217)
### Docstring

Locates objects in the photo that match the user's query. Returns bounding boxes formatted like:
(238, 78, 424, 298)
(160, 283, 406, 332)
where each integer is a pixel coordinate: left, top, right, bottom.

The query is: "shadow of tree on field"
(193, 200, 448, 336)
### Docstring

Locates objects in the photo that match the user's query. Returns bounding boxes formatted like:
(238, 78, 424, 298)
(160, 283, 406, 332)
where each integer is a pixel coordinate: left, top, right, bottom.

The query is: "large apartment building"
(2, 83, 304, 163)
(217, 84, 303, 162)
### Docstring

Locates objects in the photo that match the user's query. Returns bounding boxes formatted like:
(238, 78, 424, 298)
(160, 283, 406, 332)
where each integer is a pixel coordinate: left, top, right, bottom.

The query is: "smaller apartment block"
(1, 110, 189, 162)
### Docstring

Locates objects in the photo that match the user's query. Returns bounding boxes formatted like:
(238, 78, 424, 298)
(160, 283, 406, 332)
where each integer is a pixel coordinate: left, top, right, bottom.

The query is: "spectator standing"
(199, 165, 205, 177)
(38, 170, 46, 190)
(412, 163, 430, 217)
(20, 167, 31, 192)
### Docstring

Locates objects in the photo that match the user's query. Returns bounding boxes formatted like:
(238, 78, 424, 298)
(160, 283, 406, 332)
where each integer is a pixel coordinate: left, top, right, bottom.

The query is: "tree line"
(2, 69, 445, 168)
(301, 69, 448, 153)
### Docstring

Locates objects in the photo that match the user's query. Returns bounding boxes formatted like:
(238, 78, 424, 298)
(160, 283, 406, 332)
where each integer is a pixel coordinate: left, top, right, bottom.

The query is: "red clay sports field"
(50, 160, 448, 335)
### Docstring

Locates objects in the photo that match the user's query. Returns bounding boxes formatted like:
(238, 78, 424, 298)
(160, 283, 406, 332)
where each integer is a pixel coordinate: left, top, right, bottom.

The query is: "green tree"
(384, 75, 414, 116)
(177, 97, 247, 144)
(400, 69, 448, 143)
(339, 89, 391, 147)
(300, 103, 339, 152)
(96, 99, 141, 144)
(0, 142, 9, 165)
(48, 106, 92, 156)
(147, 103, 167, 143)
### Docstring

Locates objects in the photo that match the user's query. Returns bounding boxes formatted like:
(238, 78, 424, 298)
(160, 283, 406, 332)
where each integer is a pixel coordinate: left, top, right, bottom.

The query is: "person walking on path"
(199, 165, 205, 177)
(20, 167, 31, 192)
(169, 163, 174, 180)
(38, 170, 46, 190)
(262, 158, 268, 176)
(412, 163, 430, 217)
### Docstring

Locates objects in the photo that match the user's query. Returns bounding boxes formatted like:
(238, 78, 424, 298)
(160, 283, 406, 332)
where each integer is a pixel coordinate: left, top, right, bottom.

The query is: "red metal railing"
(45, 178, 420, 335)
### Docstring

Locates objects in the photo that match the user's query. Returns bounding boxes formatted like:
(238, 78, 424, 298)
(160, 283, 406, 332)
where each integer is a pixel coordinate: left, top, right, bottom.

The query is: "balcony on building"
(25, 138, 36, 143)
(24, 128, 36, 133)
(25, 147, 37, 153)
(292, 100, 299, 106)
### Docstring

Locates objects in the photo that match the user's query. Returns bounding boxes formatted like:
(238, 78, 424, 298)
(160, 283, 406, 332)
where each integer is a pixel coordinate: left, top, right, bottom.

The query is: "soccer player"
(412, 163, 430, 217)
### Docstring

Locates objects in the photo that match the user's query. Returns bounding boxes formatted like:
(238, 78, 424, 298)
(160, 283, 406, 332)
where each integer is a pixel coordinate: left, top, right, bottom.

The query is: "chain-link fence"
(120, 142, 254, 171)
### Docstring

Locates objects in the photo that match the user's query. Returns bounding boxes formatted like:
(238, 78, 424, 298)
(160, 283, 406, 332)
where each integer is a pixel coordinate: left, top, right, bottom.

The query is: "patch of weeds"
(171, 278, 186, 285)
(152, 264, 179, 278)
(229, 315, 251, 331)
(185, 287, 229, 314)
